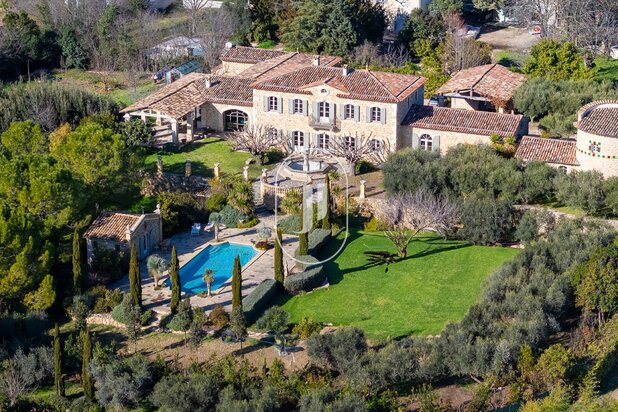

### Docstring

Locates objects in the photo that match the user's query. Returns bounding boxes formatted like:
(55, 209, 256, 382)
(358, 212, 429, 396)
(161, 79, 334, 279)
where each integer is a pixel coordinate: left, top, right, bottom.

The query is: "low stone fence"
(86, 313, 125, 329)
(261, 181, 303, 210)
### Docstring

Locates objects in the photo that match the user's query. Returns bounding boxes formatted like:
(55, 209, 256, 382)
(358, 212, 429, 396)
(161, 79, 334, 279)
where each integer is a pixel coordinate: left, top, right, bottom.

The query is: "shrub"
(515, 210, 539, 244)
(90, 354, 151, 410)
(151, 373, 218, 412)
(206, 193, 227, 212)
(209, 304, 229, 330)
(111, 294, 151, 326)
(237, 217, 259, 228)
(307, 327, 368, 374)
(219, 205, 249, 228)
(355, 160, 375, 175)
(158, 192, 209, 236)
(308, 228, 331, 255)
(363, 216, 390, 232)
(278, 215, 300, 234)
(460, 191, 514, 245)
(243, 279, 278, 324)
(263, 149, 284, 164)
(284, 257, 325, 294)
(293, 318, 322, 339)
(255, 306, 290, 333)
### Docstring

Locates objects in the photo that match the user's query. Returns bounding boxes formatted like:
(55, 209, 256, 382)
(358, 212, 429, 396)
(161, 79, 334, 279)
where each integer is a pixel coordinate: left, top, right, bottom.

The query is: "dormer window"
(268, 96, 279, 112)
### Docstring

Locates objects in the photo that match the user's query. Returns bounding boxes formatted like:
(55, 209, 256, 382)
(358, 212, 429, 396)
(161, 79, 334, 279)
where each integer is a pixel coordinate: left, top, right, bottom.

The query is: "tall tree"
(274, 228, 284, 285)
(72, 228, 83, 294)
(575, 245, 618, 326)
(129, 243, 141, 308)
(53, 323, 65, 397)
(81, 327, 94, 400)
(170, 246, 181, 314)
(231, 255, 242, 309)
(321, 174, 331, 230)
(298, 205, 309, 256)
(522, 40, 589, 81)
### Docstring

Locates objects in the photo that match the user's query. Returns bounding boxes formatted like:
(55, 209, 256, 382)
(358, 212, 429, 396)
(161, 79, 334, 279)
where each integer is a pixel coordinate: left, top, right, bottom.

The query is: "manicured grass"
(280, 228, 519, 341)
(494, 50, 528, 69)
(144, 137, 262, 179)
(592, 58, 618, 82)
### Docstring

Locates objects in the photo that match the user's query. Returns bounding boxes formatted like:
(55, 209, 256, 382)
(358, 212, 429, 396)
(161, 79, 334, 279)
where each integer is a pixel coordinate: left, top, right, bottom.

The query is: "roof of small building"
(402, 105, 525, 137)
(122, 73, 253, 118)
(253, 66, 426, 103)
(436, 64, 527, 104)
(84, 212, 146, 243)
(220, 46, 289, 64)
(514, 136, 579, 166)
(576, 100, 618, 138)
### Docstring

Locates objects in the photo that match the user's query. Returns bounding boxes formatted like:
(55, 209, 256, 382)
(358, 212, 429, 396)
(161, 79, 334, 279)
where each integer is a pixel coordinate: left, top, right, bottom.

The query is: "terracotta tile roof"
(253, 66, 426, 103)
(403, 105, 525, 137)
(83, 212, 142, 242)
(576, 101, 618, 138)
(220, 46, 288, 63)
(122, 74, 253, 119)
(240, 52, 341, 81)
(515, 136, 579, 166)
(436, 64, 527, 104)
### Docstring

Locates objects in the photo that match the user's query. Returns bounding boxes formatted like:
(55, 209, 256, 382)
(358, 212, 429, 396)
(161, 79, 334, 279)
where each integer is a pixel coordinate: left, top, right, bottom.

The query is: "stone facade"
(575, 129, 618, 177)
(400, 127, 491, 155)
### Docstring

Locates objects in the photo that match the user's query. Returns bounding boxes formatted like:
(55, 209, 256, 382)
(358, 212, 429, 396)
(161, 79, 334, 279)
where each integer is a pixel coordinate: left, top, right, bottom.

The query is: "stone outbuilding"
(574, 100, 618, 177)
(514, 136, 579, 173)
(84, 210, 163, 262)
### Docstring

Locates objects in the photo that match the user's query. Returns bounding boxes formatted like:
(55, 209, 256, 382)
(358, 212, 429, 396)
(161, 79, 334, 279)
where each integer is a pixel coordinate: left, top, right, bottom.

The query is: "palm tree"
(147, 254, 169, 287)
(209, 212, 224, 242)
(203, 269, 215, 297)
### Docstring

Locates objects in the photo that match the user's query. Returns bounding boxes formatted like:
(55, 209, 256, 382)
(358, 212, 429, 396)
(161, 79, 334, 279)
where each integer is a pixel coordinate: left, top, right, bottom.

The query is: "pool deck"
(113, 214, 298, 314)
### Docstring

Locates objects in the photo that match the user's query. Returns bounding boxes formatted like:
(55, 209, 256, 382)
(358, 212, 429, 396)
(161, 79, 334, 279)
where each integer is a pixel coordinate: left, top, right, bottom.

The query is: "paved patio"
(113, 214, 298, 314)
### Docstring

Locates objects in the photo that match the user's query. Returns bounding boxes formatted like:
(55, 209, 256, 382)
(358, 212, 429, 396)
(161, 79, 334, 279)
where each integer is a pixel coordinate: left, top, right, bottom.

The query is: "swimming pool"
(167, 243, 257, 294)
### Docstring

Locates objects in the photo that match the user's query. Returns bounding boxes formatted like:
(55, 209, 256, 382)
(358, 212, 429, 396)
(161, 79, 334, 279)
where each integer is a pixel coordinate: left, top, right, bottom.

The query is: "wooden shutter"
(277, 97, 283, 114)
(329, 103, 335, 122)
(263, 96, 269, 111)
(433, 135, 441, 153)
(412, 133, 420, 149)
(312, 101, 319, 121)
(380, 108, 387, 124)
(354, 105, 360, 122)
(288, 99, 294, 114)
(303, 100, 308, 116)
(366, 107, 372, 123)
(339, 103, 345, 120)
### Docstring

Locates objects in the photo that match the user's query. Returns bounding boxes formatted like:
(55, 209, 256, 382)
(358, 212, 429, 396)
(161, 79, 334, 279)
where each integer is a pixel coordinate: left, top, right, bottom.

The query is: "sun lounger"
(203, 223, 214, 232)
(191, 223, 201, 235)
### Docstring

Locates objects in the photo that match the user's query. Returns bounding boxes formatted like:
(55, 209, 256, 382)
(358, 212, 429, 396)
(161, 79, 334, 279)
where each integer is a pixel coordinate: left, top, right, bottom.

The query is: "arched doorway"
(224, 110, 248, 131)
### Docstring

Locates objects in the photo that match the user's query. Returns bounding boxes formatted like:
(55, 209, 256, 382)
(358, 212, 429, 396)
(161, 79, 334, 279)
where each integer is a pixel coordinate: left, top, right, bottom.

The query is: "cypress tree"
(81, 327, 94, 400)
(274, 228, 284, 285)
(72, 228, 82, 294)
(170, 246, 181, 313)
(53, 323, 65, 397)
(321, 174, 331, 230)
(298, 201, 309, 256)
(311, 201, 318, 230)
(232, 255, 242, 309)
(129, 243, 141, 307)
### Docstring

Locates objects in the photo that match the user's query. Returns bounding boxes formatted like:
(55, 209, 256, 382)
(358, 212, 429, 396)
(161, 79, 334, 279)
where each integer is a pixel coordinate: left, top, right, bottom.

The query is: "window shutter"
(412, 133, 420, 149)
(354, 105, 360, 122)
(288, 99, 294, 114)
(366, 107, 371, 123)
(339, 103, 344, 120)
(312, 101, 319, 121)
(303, 100, 308, 116)
(329, 103, 335, 122)
(381, 108, 387, 124)
(433, 135, 441, 153)
(278, 97, 283, 114)
(263, 96, 269, 111)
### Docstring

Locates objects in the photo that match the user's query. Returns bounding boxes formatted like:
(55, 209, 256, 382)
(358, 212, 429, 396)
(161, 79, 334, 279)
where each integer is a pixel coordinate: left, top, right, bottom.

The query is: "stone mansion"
(122, 46, 529, 158)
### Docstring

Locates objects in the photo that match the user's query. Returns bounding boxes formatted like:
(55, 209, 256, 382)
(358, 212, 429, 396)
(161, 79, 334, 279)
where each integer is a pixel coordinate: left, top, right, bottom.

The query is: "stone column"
(359, 180, 366, 199)
(186, 112, 194, 141)
(243, 166, 249, 181)
(185, 160, 192, 177)
(170, 119, 179, 144)
(157, 155, 163, 177)
(261, 168, 268, 182)
(214, 163, 221, 179)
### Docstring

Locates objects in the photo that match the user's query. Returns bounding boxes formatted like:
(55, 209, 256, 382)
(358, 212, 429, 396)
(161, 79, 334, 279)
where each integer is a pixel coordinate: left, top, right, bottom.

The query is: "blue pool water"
(167, 243, 257, 294)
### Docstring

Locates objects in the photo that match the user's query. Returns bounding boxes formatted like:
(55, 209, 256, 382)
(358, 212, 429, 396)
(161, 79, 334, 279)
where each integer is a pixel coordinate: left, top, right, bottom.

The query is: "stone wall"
(86, 313, 125, 329)
(401, 126, 492, 155)
(220, 61, 254, 75)
(576, 129, 618, 177)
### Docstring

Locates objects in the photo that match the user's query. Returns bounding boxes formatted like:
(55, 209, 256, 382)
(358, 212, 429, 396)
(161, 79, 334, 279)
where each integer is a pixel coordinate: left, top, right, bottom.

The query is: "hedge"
(284, 256, 326, 294)
(243, 279, 278, 323)
(308, 228, 331, 255)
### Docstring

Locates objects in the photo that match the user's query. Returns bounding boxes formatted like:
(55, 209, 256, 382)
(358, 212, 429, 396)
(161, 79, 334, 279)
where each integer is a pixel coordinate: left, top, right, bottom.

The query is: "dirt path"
(479, 25, 540, 53)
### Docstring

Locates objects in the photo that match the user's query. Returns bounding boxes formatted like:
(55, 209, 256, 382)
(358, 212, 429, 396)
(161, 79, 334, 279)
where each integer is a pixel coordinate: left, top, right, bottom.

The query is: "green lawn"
(280, 228, 519, 341)
(144, 137, 262, 179)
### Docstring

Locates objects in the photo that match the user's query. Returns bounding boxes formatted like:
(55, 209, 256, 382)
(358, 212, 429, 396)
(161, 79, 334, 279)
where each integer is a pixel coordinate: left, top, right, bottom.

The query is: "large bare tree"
(325, 133, 391, 174)
(229, 124, 279, 165)
(381, 190, 459, 258)
(190, 6, 243, 72)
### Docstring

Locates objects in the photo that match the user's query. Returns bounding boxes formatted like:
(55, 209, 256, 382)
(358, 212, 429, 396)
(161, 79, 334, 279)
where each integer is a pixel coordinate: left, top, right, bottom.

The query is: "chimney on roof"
(125, 225, 132, 242)
(312, 55, 320, 66)
(205, 76, 212, 88)
(342, 64, 352, 77)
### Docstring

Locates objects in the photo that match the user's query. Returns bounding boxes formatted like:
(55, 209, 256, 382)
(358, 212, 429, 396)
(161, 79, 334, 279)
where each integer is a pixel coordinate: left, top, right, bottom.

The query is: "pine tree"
(298, 203, 309, 256)
(129, 243, 141, 307)
(232, 255, 242, 309)
(170, 246, 181, 314)
(321, 174, 331, 230)
(81, 327, 94, 400)
(274, 228, 284, 285)
(72, 228, 82, 294)
(53, 323, 65, 397)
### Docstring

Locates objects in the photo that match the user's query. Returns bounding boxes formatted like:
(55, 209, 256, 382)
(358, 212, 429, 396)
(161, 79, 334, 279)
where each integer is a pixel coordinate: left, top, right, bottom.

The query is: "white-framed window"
(345, 135, 356, 150)
(420, 134, 433, 151)
(370, 107, 382, 122)
(292, 131, 305, 147)
(558, 165, 567, 173)
(318, 133, 330, 149)
(268, 96, 278, 112)
(344, 104, 355, 120)
(267, 127, 280, 142)
(369, 139, 383, 152)
(293, 99, 303, 114)
(318, 102, 330, 120)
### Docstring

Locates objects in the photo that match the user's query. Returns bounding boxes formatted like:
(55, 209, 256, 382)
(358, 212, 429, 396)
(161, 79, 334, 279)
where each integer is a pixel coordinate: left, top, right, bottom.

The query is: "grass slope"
(144, 137, 262, 179)
(280, 229, 519, 341)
